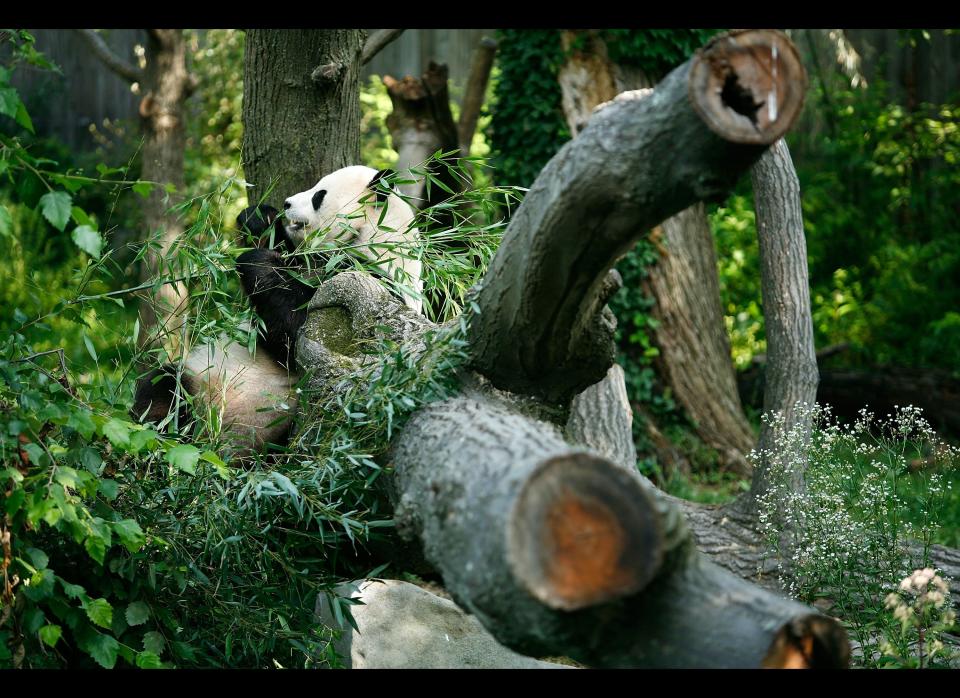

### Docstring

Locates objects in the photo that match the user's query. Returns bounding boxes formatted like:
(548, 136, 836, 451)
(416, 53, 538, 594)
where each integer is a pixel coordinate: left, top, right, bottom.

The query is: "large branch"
(468, 29, 807, 404)
(362, 29, 404, 65)
(73, 29, 143, 84)
(388, 381, 848, 668)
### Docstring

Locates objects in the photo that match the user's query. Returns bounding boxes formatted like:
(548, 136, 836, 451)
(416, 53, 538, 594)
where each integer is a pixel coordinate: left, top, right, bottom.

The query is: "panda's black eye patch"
(311, 189, 327, 210)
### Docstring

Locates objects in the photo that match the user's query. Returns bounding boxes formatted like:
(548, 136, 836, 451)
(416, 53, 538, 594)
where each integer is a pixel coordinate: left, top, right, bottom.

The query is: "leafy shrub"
(756, 403, 959, 667)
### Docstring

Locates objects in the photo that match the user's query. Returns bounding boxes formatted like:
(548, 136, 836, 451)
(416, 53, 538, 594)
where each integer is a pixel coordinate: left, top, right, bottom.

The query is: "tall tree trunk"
(74, 29, 195, 350)
(736, 139, 819, 518)
(241, 29, 364, 210)
(557, 30, 754, 473)
(138, 30, 192, 349)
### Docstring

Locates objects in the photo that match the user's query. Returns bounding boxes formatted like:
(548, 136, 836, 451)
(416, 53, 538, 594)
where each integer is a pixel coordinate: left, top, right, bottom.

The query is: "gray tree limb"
(362, 29, 405, 65)
(468, 30, 807, 405)
(73, 29, 143, 84)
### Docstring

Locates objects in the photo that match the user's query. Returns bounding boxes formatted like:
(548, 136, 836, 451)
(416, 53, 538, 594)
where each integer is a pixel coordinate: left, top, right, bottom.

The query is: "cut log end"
(689, 29, 806, 145)
(761, 615, 851, 669)
(507, 453, 664, 610)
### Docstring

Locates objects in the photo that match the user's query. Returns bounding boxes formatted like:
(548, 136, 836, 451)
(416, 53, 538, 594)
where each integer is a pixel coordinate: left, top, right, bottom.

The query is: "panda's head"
(281, 165, 402, 246)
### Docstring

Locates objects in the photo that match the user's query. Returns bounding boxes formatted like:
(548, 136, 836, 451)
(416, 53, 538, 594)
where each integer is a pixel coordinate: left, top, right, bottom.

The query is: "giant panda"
(132, 166, 424, 456)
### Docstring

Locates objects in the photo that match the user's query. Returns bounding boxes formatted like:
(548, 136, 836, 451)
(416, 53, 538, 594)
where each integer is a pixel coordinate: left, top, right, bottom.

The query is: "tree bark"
(556, 31, 756, 473)
(75, 29, 195, 349)
(457, 37, 497, 157)
(470, 30, 806, 406)
(736, 139, 819, 518)
(241, 30, 363, 210)
(642, 206, 756, 474)
(382, 62, 459, 207)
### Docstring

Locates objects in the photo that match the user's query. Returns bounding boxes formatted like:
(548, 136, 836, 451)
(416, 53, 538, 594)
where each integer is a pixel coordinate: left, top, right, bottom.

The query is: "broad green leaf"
(0, 86, 21, 119)
(0, 205, 12, 238)
(25, 547, 48, 570)
(129, 428, 158, 453)
(136, 650, 164, 668)
(39, 191, 72, 231)
(79, 446, 102, 474)
(22, 442, 45, 466)
(68, 411, 96, 440)
(71, 224, 103, 258)
(84, 597, 113, 629)
(84, 534, 106, 565)
(112, 519, 145, 553)
(143, 630, 165, 655)
(125, 601, 150, 626)
(39, 624, 62, 648)
(97, 478, 118, 501)
(132, 181, 154, 198)
(22, 569, 54, 601)
(166, 444, 200, 475)
(58, 577, 87, 600)
(101, 418, 130, 448)
(78, 628, 119, 669)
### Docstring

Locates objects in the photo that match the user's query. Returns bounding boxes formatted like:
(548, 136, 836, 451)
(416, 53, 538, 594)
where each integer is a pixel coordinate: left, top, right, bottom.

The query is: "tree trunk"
(736, 139, 819, 519)
(382, 61, 460, 207)
(74, 29, 195, 350)
(294, 31, 837, 668)
(557, 30, 755, 474)
(241, 29, 363, 210)
(137, 30, 192, 348)
(643, 207, 756, 473)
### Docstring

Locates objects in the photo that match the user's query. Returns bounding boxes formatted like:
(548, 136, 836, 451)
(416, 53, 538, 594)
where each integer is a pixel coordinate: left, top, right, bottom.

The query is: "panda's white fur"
(282, 165, 424, 314)
(180, 339, 296, 453)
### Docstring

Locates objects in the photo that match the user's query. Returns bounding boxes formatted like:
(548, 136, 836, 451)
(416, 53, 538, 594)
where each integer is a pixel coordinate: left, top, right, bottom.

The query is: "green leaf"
(113, 519, 145, 553)
(68, 410, 96, 440)
(136, 651, 164, 668)
(39, 624, 62, 648)
(84, 598, 113, 629)
(0, 205, 12, 238)
(15, 100, 34, 133)
(143, 630, 165, 655)
(0, 86, 21, 119)
(125, 601, 150, 626)
(166, 444, 200, 475)
(79, 446, 102, 474)
(129, 428, 158, 453)
(22, 442, 45, 466)
(97, 478, 118, 501)
(71, 205, 93, 226)
(82, 333, 99, 363)
(58, 577, 87, 600)
(101, 418, 130, 448)
(84, 534, 106, 565)
(132, 181, 153, 198)
(71, 224, 104, 258)
(78, 627, 119, 669)
(39, 191, 72, 231)
(22, 569, 54, 601)
(25, 547, 48, 570)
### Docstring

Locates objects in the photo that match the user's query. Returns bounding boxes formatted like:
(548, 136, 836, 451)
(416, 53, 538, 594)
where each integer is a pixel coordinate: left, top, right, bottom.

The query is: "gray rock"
(316, 579, 574, 669)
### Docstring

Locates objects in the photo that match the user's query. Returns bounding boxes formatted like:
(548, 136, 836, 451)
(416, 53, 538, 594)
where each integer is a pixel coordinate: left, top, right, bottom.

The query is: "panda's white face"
(282, 165, 402, 246)
(281, 165, 424, 315)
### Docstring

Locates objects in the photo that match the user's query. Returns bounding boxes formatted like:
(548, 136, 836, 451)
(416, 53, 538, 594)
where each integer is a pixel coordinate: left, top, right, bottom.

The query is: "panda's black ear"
(237, 205, 279, 238)
(368, 168, 395, 204)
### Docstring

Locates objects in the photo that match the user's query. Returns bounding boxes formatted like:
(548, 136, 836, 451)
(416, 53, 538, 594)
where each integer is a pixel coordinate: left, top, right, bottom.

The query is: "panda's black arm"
(236, 248, 315, 369)
(236, 204, 297, 253)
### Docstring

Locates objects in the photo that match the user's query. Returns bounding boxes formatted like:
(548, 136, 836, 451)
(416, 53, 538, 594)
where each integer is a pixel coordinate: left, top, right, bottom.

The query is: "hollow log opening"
(762, 615, 851, 669)
(690, 29, 806, 144)
(507, 454, 663, 610)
